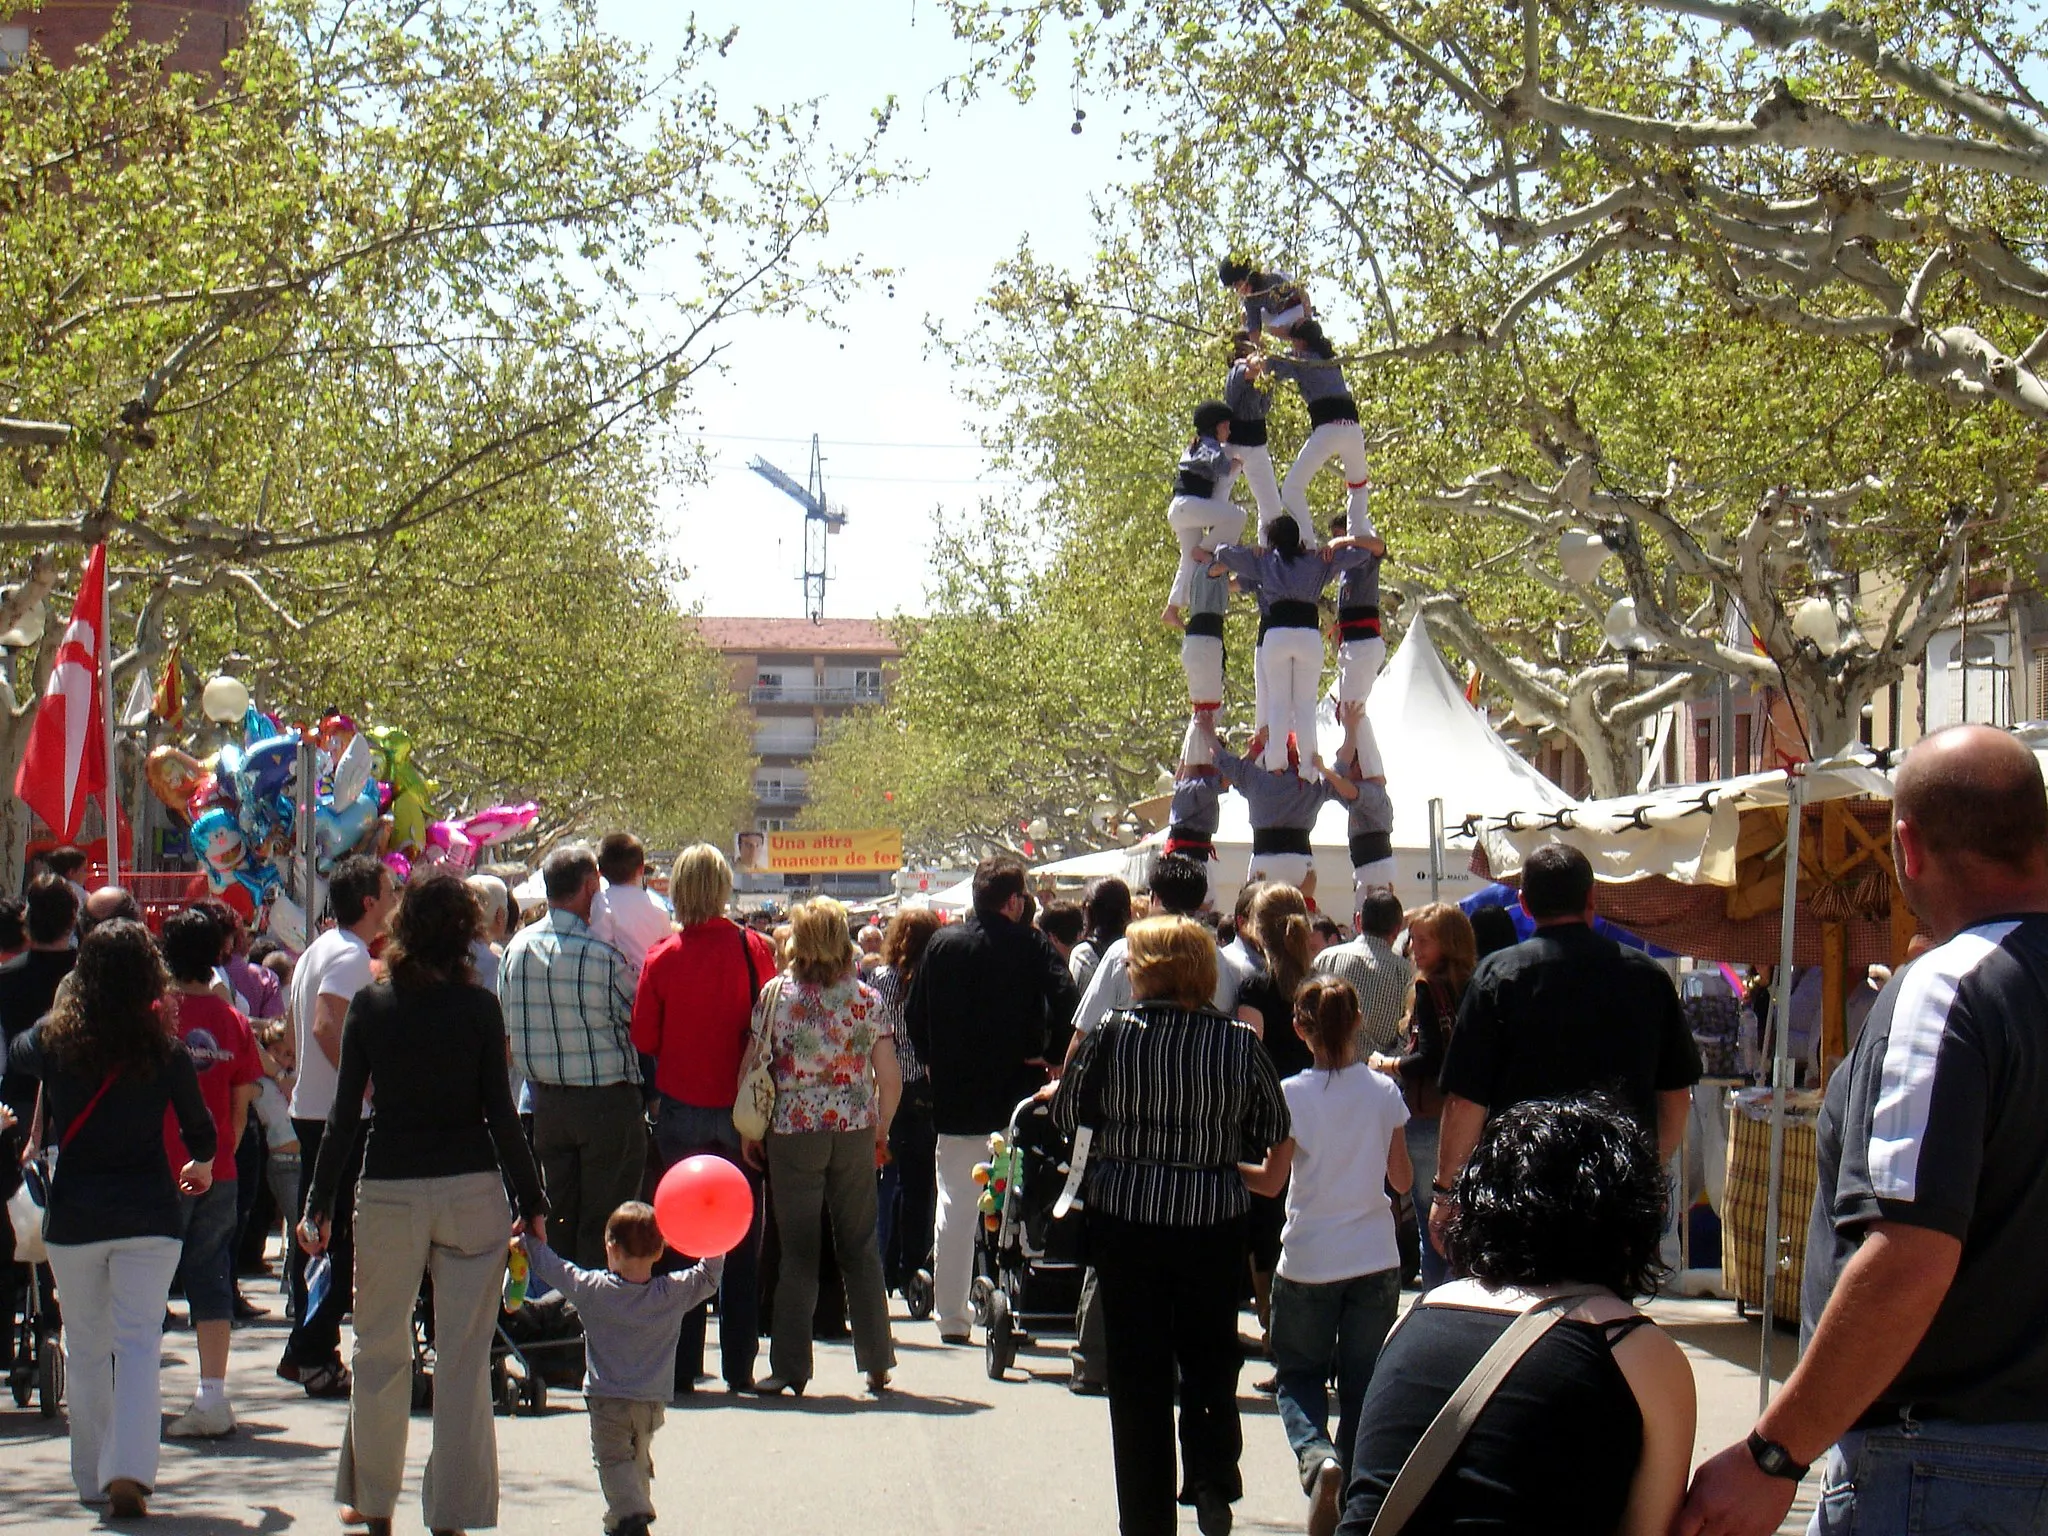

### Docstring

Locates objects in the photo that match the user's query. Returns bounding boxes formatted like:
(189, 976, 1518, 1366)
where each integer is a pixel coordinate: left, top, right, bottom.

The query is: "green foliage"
(0, 0, 899, 850)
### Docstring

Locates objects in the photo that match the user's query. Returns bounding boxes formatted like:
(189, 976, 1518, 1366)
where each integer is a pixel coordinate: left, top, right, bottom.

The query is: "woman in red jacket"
(631, 843, 776, 1394)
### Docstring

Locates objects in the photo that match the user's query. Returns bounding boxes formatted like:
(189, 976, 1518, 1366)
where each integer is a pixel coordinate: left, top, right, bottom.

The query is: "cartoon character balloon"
(364, 725, 435, 855)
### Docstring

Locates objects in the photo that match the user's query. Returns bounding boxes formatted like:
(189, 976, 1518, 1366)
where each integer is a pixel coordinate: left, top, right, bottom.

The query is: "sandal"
(301, 1362, 352, 1399)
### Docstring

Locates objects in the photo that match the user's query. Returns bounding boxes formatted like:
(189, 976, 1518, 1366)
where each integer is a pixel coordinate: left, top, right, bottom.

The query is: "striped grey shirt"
(1051, 1001, 1289, 1227)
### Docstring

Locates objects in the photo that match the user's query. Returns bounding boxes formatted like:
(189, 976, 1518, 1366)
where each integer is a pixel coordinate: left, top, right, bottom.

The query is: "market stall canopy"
(1471, 761, 1892, 888)
(1469, 759, 1908, 969)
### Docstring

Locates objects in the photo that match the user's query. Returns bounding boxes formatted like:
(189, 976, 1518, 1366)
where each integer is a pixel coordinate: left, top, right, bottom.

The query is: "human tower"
(1159, 258, 1396, 914)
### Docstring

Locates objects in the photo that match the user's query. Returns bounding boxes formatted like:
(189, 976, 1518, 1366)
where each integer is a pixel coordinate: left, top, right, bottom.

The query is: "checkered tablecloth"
(1722, 1108, 1817, 1324)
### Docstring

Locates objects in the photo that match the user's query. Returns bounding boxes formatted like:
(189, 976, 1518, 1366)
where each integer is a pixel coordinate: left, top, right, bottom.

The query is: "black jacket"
(906, 911, 1079, 1136)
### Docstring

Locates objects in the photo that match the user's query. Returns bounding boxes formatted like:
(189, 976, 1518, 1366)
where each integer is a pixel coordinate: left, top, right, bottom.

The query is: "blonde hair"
(787, 896, 858, 986)
(669, 843, 734, 927)
(1401, 901, 1479, 1034)
(1248, 883, 1314, 1006)
(1125, 915, 1218, 1010)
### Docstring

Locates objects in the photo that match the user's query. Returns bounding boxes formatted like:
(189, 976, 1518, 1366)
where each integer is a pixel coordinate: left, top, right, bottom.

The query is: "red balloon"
(653, 1155, 753, 1257)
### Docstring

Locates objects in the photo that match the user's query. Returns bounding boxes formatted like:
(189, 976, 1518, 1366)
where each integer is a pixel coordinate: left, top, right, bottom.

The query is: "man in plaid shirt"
(503, 844, 646, 1266)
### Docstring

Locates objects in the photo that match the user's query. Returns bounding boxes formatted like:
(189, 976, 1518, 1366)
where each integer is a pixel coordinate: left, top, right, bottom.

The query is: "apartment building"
(690, 617, 901, 903)
(3, 0, 247, 72)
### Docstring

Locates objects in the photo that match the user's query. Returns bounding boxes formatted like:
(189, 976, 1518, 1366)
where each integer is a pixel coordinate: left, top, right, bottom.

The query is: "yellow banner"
(738, 828, 902, 875)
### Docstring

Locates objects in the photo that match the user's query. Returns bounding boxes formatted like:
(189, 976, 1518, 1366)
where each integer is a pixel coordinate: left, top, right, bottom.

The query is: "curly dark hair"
(1444, 1093, 1668, 1299)
(40, 919, 172, 1081)
(382, 868, 482, 989)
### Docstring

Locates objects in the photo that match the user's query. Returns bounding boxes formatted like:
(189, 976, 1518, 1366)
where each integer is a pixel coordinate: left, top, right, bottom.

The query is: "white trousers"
(1248, 850, 1314, 889)
(47, 1235, 183, 1502)
(1256, 626, 1327, 772)
(1182, 633, 1225, 711)
(1167, 494, 1246, 609)
(1337, 635, 1387, 777)
(1282, 422, 1374, 538)
(1353, 857, 1400, 910)
(1236, 443, 1285, 531)
(933, 1132, 988, 1337)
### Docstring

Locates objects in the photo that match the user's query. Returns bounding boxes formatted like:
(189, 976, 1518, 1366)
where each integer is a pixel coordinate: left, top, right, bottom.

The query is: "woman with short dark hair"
(302, 870, 546, 1536)
(12, 920, 216, 1518)
(1336, 1095, 1695, 1536)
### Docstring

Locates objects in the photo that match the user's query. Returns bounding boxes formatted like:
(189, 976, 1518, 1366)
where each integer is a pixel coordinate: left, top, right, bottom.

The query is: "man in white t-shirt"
(278, 854, 395, 1397)
(588, 832, 674, 982)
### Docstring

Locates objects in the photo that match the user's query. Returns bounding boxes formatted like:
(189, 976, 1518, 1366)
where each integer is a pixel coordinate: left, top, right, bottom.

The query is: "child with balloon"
(523, 1185, 734, 1536)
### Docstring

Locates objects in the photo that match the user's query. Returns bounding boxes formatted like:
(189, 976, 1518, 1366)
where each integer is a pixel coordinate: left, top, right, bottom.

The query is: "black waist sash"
(1259, 599, 1319, 640)
(1230, 417, 1269, 447)
(1173, 471, 1218, 498)
(1308, 396, 1360, 427)
(1350, 830, 1394, 866)
(1336, 605, 1382, 642)
(1251, 827, 1314, 856)
(1185, 612, 1225, 640)
(1164, 826, 1218, 859)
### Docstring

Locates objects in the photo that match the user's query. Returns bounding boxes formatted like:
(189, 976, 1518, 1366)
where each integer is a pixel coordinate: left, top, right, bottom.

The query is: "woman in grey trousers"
(303, 870, 547, 1535)
(740, 895, 900, 1396)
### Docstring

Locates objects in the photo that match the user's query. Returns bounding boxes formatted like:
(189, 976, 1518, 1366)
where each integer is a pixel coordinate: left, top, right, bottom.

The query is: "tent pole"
(1758, 772, 1804, 1414)
(1428, 798, 1444, 903)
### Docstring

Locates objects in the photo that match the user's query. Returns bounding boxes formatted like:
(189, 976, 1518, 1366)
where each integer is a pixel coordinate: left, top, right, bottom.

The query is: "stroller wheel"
(493, 1366, 520, 1417)
(9, 1358, 30, 1409)
(984, 1291, 1015, 1382)
(410, 1358, 434, 1412)
(969, 1276, 994, 1330)
(903, 1270, 934, 1321)
(520, 1376, 547, 1415)
(37, 1332, 64, 1418)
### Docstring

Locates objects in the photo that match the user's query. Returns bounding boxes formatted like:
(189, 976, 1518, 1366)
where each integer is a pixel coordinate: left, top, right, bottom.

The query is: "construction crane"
(748, 434, 849, 624)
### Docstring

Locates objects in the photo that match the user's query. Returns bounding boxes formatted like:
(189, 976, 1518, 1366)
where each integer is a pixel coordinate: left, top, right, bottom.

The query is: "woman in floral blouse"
(741, 896, 901, 1396)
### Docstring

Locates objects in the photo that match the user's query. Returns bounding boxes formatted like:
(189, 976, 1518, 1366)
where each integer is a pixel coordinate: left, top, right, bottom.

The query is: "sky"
(594, 0, 1127, 622)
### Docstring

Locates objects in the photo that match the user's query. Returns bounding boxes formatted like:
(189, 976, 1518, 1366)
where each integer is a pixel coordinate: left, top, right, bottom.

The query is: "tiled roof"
(689, 616, 901, 654)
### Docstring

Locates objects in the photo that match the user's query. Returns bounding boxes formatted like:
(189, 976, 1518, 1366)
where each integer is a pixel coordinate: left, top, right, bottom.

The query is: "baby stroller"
(6, 1261, 63, 1417)
(405, 1276, 578, 1417)
(969, 1095, 1086, 1381)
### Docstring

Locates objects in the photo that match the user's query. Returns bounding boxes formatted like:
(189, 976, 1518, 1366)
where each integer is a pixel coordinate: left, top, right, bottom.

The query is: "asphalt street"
(4, 1286, 1817, 1535)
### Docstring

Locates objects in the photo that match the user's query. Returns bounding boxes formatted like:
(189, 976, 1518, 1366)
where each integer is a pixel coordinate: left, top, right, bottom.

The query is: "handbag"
(9, 1074, 119, 1265)
(1365, 1286, 1605, 1536)
(731, 975, 785, 1143)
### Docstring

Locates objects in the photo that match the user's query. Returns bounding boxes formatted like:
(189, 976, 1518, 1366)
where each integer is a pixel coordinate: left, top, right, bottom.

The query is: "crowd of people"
(5, 724, 2048, 1536)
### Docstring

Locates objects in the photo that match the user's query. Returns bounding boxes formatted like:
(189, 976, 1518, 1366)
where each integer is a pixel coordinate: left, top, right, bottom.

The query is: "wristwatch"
(1746, 1430, 1810, 1481)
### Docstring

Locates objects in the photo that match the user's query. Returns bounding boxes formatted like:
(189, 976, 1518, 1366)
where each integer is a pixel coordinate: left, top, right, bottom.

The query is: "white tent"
(1131, 616, 1578, 912)
(1033, 846, 1135, 882)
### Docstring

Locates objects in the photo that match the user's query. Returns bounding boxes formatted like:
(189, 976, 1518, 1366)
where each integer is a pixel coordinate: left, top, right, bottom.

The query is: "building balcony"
(748, 685, 884, 706)
(754, 789, 809, 808)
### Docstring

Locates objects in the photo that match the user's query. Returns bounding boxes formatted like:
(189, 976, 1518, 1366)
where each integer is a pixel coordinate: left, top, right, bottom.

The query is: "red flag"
(153, 642, 184, 730)
(15, 545, 109, 842)
(1463, 662, 1483, 707)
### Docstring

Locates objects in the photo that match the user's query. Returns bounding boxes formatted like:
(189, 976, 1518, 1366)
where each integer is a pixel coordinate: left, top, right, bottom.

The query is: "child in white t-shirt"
(1242, 975, 1412, 1536)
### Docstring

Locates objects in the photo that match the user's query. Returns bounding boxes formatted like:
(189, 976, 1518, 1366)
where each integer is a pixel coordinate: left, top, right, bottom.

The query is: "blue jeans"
(177, 1179, 241, 1325)
(1812, 1419, 2048, 1534)
(653, 1098, 763, 1388)
(1270, 1266, 1403, 1487)
(1403, 1117, 1450, 1290)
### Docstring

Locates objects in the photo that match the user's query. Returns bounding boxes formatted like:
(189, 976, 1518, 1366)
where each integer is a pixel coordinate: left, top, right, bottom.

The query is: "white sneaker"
(166, 1398, 236, 1439)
